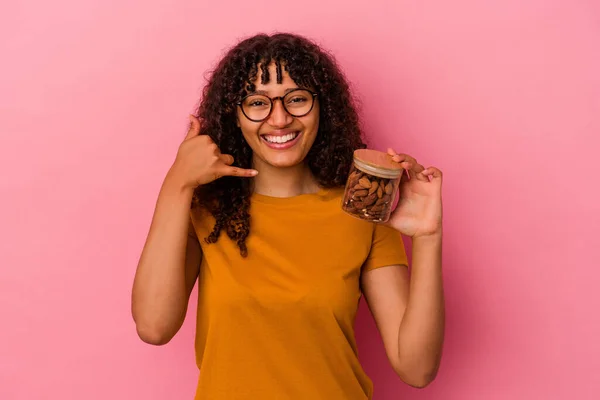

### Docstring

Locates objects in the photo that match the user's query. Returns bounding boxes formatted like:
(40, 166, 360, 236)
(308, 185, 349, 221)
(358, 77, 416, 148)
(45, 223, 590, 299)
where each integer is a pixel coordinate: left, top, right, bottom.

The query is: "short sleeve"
(362, 224, 409, 272)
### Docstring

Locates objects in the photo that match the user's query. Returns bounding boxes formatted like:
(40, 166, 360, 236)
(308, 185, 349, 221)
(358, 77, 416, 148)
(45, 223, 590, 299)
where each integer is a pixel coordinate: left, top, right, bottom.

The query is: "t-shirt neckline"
(251, 187, 338, 205)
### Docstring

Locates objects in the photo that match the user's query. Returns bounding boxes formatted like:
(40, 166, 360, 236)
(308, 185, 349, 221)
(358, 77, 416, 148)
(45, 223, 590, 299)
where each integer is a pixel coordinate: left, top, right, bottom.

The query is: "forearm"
(131, 169, 195, 342)
(397, 233, 445, 382)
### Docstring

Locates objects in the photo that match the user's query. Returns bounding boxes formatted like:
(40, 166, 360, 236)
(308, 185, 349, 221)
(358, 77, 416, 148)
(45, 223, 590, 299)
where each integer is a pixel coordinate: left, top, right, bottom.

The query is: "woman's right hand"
(168, 115, 258, 190)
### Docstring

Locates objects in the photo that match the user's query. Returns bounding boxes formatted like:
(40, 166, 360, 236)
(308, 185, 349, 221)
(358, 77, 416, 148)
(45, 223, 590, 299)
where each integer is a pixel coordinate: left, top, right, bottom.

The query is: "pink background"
(1, 0, 599, 399)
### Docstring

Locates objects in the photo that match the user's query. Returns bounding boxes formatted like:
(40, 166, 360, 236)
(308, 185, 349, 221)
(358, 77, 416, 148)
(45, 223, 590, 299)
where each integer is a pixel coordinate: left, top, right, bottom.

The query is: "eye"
(244, 96, 270, 108)
(287, 96, 307, 104)
(249, 100, 267, 107)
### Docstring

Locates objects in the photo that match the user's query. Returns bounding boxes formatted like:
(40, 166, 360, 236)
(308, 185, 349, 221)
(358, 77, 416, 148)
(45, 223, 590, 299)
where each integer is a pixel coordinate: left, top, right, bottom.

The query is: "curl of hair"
(192, 33, 365, 257)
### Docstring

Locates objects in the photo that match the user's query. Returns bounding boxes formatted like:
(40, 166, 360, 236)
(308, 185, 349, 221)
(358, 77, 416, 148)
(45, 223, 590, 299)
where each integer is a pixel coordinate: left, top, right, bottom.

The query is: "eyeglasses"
(237, 88, 318, 122)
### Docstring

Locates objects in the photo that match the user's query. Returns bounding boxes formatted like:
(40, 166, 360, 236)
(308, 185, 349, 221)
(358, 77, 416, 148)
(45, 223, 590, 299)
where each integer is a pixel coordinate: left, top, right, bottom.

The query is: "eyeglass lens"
(241, 89, 314, 121)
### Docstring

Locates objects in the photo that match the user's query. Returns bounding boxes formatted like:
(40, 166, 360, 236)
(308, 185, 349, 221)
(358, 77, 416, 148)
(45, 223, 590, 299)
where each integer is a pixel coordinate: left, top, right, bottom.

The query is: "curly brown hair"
(192, 32, 366, 257)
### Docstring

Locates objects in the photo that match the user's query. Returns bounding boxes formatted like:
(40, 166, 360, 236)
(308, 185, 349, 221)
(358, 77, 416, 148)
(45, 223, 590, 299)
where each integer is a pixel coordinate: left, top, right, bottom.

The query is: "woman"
(132, 32, 444, 399)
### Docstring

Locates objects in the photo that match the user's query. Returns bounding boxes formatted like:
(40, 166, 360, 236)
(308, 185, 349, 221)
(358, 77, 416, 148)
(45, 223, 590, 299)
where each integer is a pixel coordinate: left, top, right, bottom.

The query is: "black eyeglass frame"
(236, 88, 318, 122)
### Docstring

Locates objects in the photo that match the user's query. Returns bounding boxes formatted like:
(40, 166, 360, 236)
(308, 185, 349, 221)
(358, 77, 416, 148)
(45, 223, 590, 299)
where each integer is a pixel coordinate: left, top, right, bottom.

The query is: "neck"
(251, 156, 320, 198)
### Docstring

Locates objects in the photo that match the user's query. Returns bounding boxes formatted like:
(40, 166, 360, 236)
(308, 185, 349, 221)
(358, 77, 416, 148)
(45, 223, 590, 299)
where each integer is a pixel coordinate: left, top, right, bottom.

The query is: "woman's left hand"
(385, 148, 443, 239)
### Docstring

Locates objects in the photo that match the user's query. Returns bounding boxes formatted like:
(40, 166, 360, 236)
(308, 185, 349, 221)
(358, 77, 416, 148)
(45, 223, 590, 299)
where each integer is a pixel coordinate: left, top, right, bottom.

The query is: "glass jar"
(342, 149, 404, 223)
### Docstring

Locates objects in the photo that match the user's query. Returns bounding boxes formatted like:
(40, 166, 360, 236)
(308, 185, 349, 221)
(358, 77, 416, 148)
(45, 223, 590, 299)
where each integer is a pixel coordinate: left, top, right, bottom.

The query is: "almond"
(352, 201, 365, 209)
(375, 197, 387, 206)
(359, 177, 372, 189)
(368, 181, 379, 195)
(343, 167, 400, 222)
(371, 204, 384, 212)
(353, 189, 369, 198)
(349, 170, 362, 181)
(385, 182, 394, 195)
(363, 193, 377, 206)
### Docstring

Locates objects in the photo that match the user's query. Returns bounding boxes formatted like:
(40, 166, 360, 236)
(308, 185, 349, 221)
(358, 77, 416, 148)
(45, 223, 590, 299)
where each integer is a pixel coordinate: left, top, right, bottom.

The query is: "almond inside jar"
(341, 149, 403, 222)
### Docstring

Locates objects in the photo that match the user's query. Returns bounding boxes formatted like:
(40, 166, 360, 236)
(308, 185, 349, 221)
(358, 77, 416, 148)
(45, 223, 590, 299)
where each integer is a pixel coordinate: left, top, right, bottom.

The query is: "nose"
(267, 98, 293, 128)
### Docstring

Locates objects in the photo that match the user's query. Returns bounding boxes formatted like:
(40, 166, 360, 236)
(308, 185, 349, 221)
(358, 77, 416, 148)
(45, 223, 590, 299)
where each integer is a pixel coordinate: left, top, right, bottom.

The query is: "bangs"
(244, 58, 285, 93)
(243, 57, 313, 95)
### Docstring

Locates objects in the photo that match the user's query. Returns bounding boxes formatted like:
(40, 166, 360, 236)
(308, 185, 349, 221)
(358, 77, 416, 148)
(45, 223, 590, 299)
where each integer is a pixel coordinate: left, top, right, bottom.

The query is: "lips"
(263, 131, 298, 144)
(260, 130, 302, 150)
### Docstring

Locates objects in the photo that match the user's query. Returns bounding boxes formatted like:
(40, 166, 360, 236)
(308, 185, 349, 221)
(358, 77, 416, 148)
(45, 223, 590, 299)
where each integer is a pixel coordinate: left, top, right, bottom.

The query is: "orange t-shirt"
(190, 187, 408, 399)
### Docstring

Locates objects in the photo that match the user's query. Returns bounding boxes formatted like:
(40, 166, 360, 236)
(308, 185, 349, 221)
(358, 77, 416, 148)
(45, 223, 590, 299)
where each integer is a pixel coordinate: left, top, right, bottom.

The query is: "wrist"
(163, 167, 195, 197)
(412, 230, 442, 244)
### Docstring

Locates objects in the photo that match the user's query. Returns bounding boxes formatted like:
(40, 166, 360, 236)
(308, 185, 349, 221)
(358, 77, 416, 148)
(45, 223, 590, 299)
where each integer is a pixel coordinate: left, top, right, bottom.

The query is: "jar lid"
(353, 149, 403, 173)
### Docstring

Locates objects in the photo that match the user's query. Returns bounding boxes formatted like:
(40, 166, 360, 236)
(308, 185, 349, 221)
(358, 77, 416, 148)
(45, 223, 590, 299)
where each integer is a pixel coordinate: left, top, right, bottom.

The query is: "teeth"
(264, 132, 297, 144)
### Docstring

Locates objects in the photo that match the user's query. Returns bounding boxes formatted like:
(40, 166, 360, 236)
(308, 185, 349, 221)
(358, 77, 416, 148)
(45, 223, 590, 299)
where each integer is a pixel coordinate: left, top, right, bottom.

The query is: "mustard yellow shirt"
(190, 187, 408, 399)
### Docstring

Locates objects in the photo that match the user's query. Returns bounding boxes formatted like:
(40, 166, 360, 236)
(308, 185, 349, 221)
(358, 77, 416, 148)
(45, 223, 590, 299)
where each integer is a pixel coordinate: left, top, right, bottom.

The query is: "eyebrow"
(251, 87, 301, 96)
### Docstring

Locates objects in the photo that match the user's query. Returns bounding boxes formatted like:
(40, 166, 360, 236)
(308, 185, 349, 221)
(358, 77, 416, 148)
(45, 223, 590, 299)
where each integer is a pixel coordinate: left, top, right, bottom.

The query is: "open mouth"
(262, 131, 299, 144)
(260, 131, 302, 149)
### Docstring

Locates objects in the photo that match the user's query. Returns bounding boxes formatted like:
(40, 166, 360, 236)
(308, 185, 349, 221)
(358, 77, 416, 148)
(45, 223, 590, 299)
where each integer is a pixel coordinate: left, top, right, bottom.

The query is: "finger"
(408, 159, 427, 179)
(185, 115, 201, 140)
(391, 153, 417, 164)
(387, 148, 398, 156)
(397, 160, 427, 183)
(414, 170, 430, 182)
(392, 154, 411, 180)
(401, 168, 427, 182)
(219, 165, 259, 178)
(397, 160, 425, 173)
(219, 154, 234, 166)
(392, 154, 407, 163)
(422, 167, 443, 179)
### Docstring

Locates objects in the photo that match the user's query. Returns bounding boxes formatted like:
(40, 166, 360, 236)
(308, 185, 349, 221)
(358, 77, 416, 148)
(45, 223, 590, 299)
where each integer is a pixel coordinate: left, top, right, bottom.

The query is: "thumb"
(185, 115, 201, 140)
(219, 154, 234, 166)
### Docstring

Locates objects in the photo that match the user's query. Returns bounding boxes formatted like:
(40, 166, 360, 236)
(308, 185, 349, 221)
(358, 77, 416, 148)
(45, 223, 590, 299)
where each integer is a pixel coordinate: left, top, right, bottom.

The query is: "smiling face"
(236, 62, 320, 169)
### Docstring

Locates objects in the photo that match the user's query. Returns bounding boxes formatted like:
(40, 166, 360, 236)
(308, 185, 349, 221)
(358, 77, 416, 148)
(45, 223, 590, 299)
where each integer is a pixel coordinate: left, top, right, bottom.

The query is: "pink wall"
(1, 0, 599, 399)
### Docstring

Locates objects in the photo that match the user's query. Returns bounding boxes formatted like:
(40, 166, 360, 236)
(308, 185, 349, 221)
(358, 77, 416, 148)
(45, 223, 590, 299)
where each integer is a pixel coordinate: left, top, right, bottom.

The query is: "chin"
(262, 153, 306, 168)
